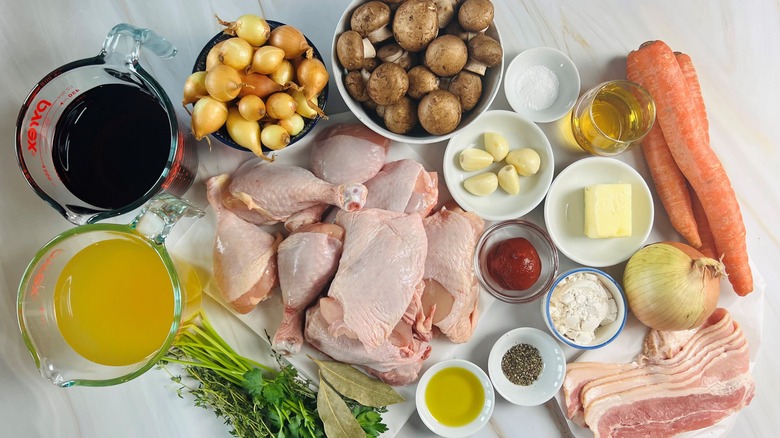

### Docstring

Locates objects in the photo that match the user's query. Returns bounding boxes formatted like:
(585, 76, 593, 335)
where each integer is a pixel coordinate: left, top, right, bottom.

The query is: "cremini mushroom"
(434, 0, 460, 28)
(392, 0, 439, 52)
(465, 33, 502, 75)
(377, 96, 419, 134)
(345, 70, 371, 102)
(418, 89, 462, 135)
(458, 0, 494, 32)
(367, 62, 409, 106)
(444, 18, 477, 41)
(424, 34, 468, 76)
(336, 30, 376, 71)
(445, 70, 483, 111)
(377, 43, 417, 71)
(407, 65, 441, 99)
(363, 57, 380, 72)
(351, 1, 393, 44)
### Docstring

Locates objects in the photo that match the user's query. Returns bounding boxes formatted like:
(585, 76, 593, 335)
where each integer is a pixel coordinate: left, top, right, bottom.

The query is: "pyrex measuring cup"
(15, 23, 197, 225)
(17, 193, 204, 387)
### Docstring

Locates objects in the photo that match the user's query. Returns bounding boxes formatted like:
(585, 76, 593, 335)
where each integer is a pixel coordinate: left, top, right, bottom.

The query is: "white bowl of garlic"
(442, 110, 554, 221)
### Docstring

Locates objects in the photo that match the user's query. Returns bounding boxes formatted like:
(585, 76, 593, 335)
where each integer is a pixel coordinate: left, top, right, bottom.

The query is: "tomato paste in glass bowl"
(474, 220, 559, 304)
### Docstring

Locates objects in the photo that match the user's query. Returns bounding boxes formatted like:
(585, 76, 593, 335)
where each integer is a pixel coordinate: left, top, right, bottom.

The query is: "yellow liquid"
(425, 367, 485, 427)
(54, 236, 175, 366)
(572, 84, 646, 155)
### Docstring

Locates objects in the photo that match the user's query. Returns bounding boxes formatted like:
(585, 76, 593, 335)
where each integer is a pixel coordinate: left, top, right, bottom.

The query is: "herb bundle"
(160, 311, 398, 437)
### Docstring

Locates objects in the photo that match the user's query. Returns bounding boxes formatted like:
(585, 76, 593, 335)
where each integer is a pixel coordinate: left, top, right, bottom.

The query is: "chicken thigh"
(309, 123, 391, 184)
(272, 222, 344, 355)
(364, 159, 438, 216)
(223, 160, 368, 230)
(207, 174, 281, 314)
(421, 206, 485, 343)
(323, 209, 429, 349)
(304, 209, 433, 385)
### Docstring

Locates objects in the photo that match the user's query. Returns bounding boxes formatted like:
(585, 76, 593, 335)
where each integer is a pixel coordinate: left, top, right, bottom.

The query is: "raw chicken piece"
(421, 206, 485, 343)
(207, 175, 281, 314)
(322, 209, 429, 350)
(364, 159, 438, 216)
(309, 123, 391, 184)
(305, 302, 432, 385)
(272, 222, 345, 355)
(223, 160, 368, 229)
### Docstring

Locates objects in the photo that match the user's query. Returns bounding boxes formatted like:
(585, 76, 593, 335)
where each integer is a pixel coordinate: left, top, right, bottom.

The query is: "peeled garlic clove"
(484, 132, 509, 161)
(464, 172, 498, 196)
(506, 148, 541, 176)
(498, 165, 520, 195)
(459, 148, 494, 171)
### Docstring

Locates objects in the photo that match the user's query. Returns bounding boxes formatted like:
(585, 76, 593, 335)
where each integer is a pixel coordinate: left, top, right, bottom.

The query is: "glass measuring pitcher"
(15, 23, 197, 225)
(17, 193, 204, 387)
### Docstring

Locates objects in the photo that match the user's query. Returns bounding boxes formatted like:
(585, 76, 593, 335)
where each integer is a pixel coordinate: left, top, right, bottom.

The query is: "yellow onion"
(296, 57, 329, 100)
(247, 45, 286, 75)
(205, 65, 247, 101)
(237, 95, 266, 121)
(217, 14, 271, 47)
(270, 60, 295, 86)
(239, 73, 284, 99)
(265, 92, 297, 120)
(218, 37, 254, 70)
(260, 124, 291, 150)
(205, 41, 224, 70)
(623, 241, 723, 331)
(182, 71, 208, 106)
(268, 25, 313, 59)
(191, 96, 228, 140)
(226, 107, 263, 156)
(278, 113, 304, 135)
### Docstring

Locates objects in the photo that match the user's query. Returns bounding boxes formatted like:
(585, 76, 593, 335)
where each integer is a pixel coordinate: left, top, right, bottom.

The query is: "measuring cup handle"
(131, 193, 204, 245)
(103, 23, 177, 63)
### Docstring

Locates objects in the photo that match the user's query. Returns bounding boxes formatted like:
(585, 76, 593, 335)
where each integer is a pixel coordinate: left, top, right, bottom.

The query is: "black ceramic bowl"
(192, 21, 328, 152)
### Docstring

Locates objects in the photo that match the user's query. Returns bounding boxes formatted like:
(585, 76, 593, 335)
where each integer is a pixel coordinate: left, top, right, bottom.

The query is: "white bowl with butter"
(542, 268, 627, 349)
(543, 157, 653, 267)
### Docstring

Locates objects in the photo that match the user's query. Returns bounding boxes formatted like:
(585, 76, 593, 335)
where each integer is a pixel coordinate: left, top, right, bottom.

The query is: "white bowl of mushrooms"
(332, 0, 504, 144)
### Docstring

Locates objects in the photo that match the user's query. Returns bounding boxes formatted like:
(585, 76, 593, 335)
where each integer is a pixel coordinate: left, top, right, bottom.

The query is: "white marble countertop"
(1, 0, 778, 437)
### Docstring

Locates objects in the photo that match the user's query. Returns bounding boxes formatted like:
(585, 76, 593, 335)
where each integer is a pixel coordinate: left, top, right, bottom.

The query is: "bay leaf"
(313, 358, 404, 407)
(317, 371, 366, 438)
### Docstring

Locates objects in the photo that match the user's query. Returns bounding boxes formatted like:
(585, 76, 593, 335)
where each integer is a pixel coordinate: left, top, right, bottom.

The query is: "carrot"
(627, 41, 752, 295)
(628, 62, 701, 247)
(675, 52, 709, 143)
(689, 186, 718, 259)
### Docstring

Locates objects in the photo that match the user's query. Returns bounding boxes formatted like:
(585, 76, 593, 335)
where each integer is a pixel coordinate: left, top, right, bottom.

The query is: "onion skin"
(623, 241, 723, 331)
(269, 25, 313, 59)
(191, 97, 227, 140)
(239, 73, 284, 99)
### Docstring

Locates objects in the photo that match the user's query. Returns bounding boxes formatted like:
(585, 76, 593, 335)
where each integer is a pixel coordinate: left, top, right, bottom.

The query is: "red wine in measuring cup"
(53, 84, 172, 209)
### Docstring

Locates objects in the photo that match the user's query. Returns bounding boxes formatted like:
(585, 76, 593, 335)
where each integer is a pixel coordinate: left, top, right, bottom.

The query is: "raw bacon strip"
(562, 309, 754, 437)
(585, 345, 753, 437)
(564, 309, 732, 423)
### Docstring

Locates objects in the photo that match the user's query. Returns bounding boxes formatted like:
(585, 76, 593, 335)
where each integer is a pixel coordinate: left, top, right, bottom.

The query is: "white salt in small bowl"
(504, 47, 580, 123)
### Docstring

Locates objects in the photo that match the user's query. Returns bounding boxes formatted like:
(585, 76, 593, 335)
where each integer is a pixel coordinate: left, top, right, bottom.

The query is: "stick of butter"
(584, 183, 632, 238)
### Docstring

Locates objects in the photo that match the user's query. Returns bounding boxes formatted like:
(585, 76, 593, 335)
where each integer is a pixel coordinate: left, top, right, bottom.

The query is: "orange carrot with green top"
(627, 41, 752, 295)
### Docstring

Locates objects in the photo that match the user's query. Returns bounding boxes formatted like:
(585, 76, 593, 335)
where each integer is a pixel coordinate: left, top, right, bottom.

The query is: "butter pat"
(584, 183, 632, 238)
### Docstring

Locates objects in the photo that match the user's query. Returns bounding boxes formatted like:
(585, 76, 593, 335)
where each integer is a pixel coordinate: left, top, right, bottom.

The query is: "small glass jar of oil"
(571, 80, 656, 156)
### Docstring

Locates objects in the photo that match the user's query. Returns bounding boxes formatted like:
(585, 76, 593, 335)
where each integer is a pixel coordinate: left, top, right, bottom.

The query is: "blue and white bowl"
(541, 267, 627, 350)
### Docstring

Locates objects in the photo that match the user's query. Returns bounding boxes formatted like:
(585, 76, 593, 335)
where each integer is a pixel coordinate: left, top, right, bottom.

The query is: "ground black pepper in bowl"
(501, 343, 543, 386)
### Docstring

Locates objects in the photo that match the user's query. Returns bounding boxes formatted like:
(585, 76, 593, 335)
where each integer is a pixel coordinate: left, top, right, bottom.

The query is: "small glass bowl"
(474, 220, 559, 304)
(191, 21, 328, 152)
(541, 268, 628, 350)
